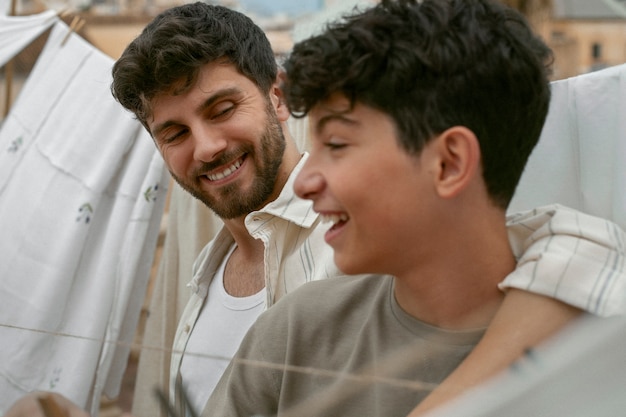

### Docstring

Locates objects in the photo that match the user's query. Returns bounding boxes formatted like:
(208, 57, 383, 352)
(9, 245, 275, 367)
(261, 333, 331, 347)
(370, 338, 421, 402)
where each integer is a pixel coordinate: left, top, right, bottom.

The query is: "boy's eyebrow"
(151, 87, 243, 137)
(314, 112, 358, 135)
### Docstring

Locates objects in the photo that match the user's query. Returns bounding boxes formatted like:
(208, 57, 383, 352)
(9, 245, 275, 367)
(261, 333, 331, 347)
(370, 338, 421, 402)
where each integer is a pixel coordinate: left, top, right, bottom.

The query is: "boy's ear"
(432, 126, 481, 199)
(270, 70, 290, 121)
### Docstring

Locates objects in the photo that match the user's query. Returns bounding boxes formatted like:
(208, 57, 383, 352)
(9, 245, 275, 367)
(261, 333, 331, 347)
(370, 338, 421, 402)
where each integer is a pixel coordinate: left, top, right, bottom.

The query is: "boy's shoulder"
(261, 273, 394, 329)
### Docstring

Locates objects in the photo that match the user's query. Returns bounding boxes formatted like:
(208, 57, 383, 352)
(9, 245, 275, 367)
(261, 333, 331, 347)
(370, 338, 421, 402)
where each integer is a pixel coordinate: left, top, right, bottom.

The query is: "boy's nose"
(294, 164, 325, 201)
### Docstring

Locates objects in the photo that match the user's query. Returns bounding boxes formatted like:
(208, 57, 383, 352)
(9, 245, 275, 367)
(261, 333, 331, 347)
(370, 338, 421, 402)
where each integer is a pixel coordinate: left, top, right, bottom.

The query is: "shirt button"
(184, 324, 191, 333)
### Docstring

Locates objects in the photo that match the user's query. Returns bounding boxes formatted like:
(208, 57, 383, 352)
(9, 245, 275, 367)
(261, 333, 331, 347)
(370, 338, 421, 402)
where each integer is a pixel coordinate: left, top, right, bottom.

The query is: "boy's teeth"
(321, 213, 348, 225)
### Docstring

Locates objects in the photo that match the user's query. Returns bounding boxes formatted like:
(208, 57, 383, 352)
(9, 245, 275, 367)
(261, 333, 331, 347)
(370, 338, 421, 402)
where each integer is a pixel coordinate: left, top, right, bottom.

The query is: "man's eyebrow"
(151, 120, 177, 139)
(151, 87, 243, 138)
(197, 87, 242, 113)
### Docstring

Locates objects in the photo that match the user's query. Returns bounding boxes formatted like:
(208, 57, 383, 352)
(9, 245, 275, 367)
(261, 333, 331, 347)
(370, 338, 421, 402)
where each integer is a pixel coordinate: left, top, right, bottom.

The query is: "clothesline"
(4, 315, 625, 417)
(0, 320, 439, 393)
(0, 318, 444, 417)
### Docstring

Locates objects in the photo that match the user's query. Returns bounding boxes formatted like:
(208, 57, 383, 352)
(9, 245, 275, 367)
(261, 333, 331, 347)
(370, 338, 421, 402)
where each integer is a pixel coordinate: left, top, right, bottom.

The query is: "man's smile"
(204, 155, 246, 182)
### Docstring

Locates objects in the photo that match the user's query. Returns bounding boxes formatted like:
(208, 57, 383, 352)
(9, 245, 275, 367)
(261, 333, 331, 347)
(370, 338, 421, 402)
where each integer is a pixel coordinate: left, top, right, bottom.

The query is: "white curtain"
(0, 20, 169, 415)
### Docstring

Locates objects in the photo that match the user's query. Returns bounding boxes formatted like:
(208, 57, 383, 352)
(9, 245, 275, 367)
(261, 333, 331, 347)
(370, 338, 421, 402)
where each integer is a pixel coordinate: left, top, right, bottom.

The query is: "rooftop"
(553, 0, 626, 19)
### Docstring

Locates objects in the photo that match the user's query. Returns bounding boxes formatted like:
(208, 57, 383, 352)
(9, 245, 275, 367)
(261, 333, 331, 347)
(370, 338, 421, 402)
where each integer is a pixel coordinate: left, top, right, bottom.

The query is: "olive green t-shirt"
(204, 274, 485, 417)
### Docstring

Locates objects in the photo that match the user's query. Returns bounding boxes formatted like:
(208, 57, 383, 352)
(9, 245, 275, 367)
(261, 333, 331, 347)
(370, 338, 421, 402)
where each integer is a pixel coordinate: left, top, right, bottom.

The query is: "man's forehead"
(149, 64, 255, 110)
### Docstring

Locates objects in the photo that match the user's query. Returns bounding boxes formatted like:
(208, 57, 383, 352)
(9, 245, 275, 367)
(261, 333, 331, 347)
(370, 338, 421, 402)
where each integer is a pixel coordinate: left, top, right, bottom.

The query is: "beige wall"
(550, 20, 626, 77)
(83, 23, 148, 59)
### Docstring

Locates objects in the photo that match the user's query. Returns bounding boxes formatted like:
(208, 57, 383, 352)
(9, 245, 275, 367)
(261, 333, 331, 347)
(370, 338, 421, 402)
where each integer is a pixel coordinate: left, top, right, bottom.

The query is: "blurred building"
(6, 0, 626, 77)
(550, 0, 626, 78)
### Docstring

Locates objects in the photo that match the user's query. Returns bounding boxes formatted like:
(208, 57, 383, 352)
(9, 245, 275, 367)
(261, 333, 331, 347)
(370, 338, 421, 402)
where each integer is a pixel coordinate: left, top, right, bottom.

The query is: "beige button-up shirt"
(170, 154, 344, 404)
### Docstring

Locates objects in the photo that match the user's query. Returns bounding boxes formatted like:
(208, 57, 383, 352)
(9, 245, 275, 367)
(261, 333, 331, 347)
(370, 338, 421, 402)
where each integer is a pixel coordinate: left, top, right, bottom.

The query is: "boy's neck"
(394, 208, 515, 330)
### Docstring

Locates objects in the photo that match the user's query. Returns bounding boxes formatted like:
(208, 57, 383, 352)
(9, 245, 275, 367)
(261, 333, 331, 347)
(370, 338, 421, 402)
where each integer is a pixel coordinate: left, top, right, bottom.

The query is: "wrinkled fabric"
(132, 182, 223, 417)
(504, 64, 626, 316)
(504, 205, 626, 316)
(510, 63, 626, 230)
(0, 11, 57, 66)
(1, 0, 9, 15)
(0, 20, 168, 415)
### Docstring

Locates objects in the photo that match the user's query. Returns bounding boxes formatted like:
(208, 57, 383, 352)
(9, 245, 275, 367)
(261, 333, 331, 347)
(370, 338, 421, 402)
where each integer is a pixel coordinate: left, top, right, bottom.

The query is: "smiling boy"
(296, 92, 512, 329)
(202, 0, 626, 416)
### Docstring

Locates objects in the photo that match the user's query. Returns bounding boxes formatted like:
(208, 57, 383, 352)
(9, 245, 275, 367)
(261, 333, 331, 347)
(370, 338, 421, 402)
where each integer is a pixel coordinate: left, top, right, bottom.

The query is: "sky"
(238, 0, 323, 16)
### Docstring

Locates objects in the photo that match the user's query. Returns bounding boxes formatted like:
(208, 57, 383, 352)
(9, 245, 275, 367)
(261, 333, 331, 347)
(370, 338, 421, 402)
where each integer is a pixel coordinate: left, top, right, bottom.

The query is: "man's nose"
(192, 126, 228, 162)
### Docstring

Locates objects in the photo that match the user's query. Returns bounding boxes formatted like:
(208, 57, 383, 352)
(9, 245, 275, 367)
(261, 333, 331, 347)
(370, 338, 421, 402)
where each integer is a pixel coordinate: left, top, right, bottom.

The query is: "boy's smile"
(295, 93, 439, 278)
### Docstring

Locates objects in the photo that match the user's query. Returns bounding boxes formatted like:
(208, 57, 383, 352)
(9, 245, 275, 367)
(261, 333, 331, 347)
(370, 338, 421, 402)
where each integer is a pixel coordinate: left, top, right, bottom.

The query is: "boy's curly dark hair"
(283, 0, 553, 208)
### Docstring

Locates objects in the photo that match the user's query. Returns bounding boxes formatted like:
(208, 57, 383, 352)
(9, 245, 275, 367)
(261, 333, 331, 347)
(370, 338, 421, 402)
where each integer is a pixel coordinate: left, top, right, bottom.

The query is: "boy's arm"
(410, 204, 626, 416)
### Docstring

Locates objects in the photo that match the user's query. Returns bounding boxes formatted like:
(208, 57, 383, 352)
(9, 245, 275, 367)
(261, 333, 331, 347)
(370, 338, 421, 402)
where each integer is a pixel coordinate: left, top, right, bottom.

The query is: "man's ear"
(269, 70, 290, 122)
(432, 126, 481, 199)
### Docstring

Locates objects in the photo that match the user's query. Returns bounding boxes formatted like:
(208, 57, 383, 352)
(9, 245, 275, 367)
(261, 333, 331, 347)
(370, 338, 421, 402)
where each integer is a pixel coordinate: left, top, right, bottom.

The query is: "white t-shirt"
(180, 244, 266, 415)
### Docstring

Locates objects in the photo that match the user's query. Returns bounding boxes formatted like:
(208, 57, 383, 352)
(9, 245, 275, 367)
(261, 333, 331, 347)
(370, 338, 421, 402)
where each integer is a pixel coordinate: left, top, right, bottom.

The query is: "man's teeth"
(207, 159, 242, 181)
(321, 213, 349, 225)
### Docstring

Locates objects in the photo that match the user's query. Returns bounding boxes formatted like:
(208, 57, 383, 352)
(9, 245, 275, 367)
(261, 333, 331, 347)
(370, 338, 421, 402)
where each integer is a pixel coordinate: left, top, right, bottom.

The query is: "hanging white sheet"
(0, 10, 57, 66)
(1, 0, 9, 15)
(0, 20, 169, 415)
(425, 315, 626, 417)
(509, 63, 626, 230)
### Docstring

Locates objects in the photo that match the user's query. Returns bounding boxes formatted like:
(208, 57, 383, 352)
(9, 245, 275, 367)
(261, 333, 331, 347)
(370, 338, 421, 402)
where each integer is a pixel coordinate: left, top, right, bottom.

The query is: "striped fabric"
(505, 63, 626, 317)
(503, 204, 626, 316)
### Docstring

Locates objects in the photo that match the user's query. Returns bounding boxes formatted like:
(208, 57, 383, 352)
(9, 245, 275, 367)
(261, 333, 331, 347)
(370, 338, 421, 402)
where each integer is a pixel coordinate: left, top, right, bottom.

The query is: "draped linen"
(0, 10, 57, 66)
(0, 19, 168, 415)
(510, 63, 626, 229)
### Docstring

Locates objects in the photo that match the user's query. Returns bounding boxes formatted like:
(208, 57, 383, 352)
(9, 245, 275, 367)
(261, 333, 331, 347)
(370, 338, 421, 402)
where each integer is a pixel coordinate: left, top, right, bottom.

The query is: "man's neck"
(222, 133, 302, 252)
(219, 135, 302, 295)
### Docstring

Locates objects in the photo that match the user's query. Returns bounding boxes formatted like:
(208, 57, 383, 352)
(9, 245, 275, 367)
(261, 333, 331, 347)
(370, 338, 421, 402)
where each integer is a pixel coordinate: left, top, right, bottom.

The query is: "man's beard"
(170, 105, 287, 219)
